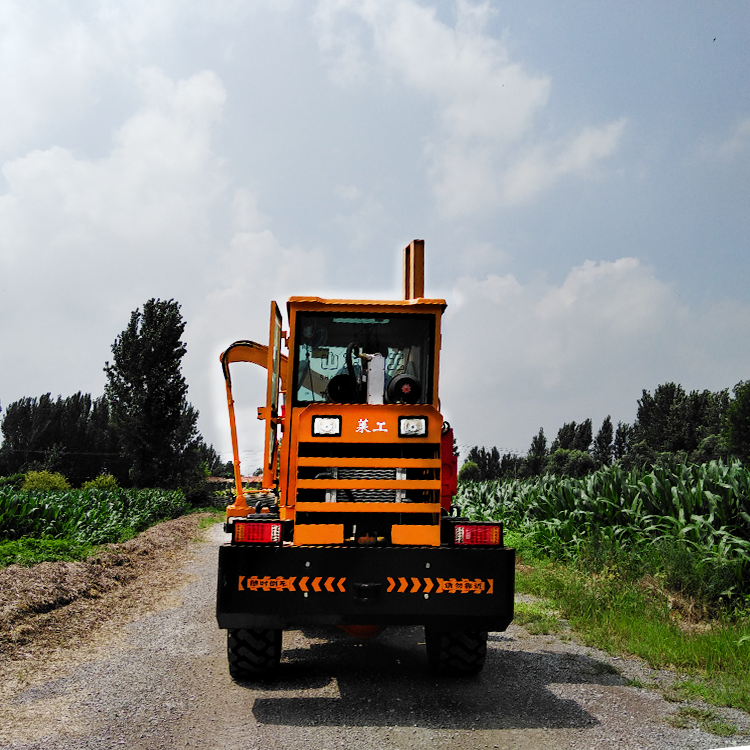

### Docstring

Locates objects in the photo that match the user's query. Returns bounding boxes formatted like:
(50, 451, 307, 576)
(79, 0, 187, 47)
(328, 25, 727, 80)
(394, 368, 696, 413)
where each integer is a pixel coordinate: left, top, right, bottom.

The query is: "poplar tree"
(105, 299, 200, 487)
(525, 428, 548, 476)
(725, 381, 750, 464)
(593, 415, 614, 466)
(572, 418, 593, 452)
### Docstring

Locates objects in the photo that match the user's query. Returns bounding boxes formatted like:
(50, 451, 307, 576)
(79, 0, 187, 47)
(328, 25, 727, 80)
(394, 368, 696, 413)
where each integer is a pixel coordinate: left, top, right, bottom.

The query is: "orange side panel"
(294, 524, 344, 545)
(390, 524, 441, 546)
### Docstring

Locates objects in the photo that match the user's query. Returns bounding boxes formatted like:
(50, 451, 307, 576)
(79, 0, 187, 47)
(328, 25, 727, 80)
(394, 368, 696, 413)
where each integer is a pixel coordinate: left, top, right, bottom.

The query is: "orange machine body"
(215, 240, 515, 671)
(220, 240, 455, 547)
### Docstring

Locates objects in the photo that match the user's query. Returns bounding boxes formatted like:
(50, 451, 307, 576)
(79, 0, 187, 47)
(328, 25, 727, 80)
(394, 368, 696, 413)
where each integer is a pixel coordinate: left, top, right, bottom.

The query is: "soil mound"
(0, 514, 215, 660)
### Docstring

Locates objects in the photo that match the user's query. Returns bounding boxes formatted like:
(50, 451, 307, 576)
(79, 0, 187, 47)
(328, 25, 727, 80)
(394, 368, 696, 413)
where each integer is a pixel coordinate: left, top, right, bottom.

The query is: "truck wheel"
(227, 629, 282, 679)
(424, 628, 487, 676)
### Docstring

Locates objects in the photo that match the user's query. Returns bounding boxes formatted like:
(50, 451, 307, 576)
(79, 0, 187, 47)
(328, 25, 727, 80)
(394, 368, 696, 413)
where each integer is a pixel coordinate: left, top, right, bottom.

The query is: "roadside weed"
(514, 599, 563, 635)
(666, 706, 738, 737)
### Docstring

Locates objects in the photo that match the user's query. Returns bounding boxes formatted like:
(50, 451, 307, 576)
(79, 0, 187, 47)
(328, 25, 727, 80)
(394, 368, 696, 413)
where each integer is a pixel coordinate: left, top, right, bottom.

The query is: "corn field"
(455, 460, 750, 601)
(0, 488, 189, 545)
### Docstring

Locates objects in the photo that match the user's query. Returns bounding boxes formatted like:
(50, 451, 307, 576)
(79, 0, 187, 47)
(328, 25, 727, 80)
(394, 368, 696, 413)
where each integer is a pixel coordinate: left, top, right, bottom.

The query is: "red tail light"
(233, 521, 282, 544)
(454, 524, 501, 546)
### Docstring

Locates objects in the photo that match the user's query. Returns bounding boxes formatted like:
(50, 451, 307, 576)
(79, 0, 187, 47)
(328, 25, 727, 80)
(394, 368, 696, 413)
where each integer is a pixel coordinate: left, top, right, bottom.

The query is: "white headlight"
(312, 416, 341, 436)
(399, 417, 427, 437)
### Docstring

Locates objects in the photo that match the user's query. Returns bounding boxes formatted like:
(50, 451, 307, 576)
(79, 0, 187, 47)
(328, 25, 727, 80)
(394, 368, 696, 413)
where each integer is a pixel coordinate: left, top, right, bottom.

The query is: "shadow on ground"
(241, 626, 622, 730)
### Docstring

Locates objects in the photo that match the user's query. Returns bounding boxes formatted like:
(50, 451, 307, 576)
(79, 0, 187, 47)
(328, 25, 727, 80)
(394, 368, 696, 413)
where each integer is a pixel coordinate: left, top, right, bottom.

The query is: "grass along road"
(513, 553, 750, 727)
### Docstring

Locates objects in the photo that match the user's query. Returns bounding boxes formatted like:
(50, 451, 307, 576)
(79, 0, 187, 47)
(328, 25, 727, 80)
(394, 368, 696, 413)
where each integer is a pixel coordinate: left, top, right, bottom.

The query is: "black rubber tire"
(227, 629, 282, 679)
(424, 627, 488, 676)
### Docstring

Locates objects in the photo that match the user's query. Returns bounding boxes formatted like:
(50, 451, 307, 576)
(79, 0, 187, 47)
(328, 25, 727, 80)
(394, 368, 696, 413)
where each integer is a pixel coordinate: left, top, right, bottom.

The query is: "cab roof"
(287, 296, 447, 314)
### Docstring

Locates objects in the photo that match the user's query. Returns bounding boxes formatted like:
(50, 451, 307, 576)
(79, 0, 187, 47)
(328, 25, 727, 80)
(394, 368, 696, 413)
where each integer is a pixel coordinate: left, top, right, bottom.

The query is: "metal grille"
(326, 467, 406, 503)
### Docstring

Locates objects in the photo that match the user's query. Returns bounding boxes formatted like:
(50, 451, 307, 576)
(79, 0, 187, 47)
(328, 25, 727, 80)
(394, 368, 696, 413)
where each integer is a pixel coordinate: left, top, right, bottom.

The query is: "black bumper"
(216, 544, 515, 631)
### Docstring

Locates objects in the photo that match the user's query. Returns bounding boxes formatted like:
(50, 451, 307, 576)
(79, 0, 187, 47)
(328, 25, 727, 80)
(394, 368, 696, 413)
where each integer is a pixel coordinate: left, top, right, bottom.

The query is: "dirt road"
(1, 524, 748, 750)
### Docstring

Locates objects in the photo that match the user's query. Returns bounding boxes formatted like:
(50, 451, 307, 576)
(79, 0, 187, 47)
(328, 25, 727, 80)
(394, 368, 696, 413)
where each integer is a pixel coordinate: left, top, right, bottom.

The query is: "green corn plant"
(0, 486, 188, 545)
(455, 458, 750, 603)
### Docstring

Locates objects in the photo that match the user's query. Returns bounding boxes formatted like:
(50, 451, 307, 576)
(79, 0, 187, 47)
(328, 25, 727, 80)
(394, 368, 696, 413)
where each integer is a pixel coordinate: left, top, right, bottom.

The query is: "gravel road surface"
(2, 524, 748, 750)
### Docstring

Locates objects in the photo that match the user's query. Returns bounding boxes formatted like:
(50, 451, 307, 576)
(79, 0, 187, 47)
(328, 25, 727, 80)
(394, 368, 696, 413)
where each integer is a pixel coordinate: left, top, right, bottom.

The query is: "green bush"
(21, 470, 70, 491)
(185, 484, 212, 507)
(81, 474, 119, 490)
(565, 450, 598, 477)
(458, 460, 481, 482)
(546, 448, 598, 477)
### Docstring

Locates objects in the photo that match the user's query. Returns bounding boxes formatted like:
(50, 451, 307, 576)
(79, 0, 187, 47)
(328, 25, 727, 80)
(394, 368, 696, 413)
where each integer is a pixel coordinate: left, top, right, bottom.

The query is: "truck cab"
(283, 295, 448, 547)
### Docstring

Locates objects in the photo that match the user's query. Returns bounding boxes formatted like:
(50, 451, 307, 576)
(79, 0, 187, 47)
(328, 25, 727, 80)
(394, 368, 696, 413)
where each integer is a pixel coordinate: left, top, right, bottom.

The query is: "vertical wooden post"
(402, 239, 425, 300)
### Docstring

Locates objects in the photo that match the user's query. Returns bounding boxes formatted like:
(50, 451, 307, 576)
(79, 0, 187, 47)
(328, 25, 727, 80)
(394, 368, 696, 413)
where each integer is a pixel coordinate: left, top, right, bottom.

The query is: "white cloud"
(441, 258, 750, 455)
(0, 1, 190, 158)
(330, 187, 383, 249)
(499, 120, 626, 205)
(232, 188, 270, 233)
(0, 69, 226, 290)
(704, 116, 750, 161)
(335, 184, 362, 202)
(0, 69, 227, 420)
(0, 0, 267, 159)
(315, 0, 625, 215)
(315, 0, 372, 87)
(0, 3, 108, 156)
(188, 225, 327, 469)
(0, 66, 323, 469)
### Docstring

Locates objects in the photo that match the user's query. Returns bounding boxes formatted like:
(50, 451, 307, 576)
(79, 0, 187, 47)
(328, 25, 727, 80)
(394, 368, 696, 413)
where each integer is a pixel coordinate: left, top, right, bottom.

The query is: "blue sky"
(1, 1, 749, 468)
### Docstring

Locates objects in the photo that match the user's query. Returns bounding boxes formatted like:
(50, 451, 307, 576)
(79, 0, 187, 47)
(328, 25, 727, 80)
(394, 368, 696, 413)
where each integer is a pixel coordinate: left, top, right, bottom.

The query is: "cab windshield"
(293, 312, 435, 405)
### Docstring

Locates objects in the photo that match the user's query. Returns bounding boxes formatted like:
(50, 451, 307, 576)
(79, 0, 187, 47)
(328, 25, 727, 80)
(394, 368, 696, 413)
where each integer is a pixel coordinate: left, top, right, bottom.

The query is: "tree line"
(0, 299, 231, 489)
(460, 380, 750, 481)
